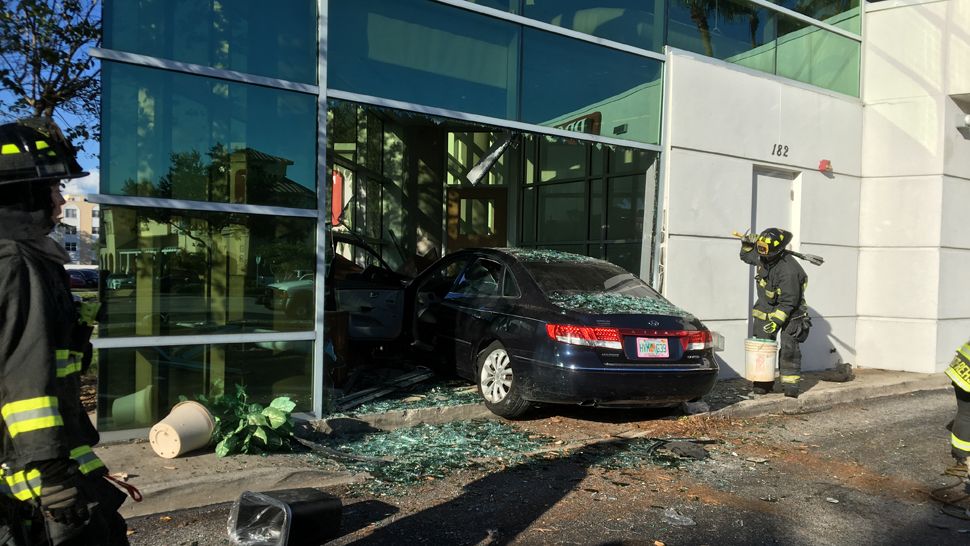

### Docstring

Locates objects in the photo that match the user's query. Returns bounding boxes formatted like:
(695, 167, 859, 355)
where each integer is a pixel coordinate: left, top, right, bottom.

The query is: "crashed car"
(407, 248, 719, 418)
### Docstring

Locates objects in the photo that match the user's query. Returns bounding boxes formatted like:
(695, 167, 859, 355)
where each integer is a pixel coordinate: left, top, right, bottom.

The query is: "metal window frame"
(92, 331, 317, 350)
(87, 194, 319, 218)
(327, 89, 663, 153)
(435, 0, 861, 45)
(90, 48, 320, 95)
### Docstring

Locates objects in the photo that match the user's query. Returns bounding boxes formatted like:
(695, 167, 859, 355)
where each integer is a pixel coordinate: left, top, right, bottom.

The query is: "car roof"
(461, 247, 616, 269)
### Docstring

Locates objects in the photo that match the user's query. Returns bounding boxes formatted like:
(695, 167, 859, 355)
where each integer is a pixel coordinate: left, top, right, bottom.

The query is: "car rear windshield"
(523, 261, 662, 300)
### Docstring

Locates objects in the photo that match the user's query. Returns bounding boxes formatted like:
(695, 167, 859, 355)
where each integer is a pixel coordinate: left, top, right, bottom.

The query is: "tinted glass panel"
(524, 0, 663, 52)
(102, 63, 317, 208)
(503, 268, 520, 297)
(99, 206, 316, 337)
(98, 342, 313, 431)
(776, 12, 860, 97)
(606, 242, 642, 274)
(607, 175, 645, 240)
(538, 182, 586, 243)
(667, 0, 775, 73)
(771, 0, 860, 30)
(524, 261, 660, 297)
(521, 29, 663, 145)
(329, 0, 520, 119)
(104, 0, 317, 83)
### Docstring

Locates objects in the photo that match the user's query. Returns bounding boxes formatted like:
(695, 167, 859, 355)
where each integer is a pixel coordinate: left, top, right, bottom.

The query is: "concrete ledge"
(313, 403, 496, 434)
(713, 371, 951, 418)
(116, 467, 361, 518)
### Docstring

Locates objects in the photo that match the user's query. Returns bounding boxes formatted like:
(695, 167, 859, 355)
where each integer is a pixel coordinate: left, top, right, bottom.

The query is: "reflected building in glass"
(93, 0, 892, 433)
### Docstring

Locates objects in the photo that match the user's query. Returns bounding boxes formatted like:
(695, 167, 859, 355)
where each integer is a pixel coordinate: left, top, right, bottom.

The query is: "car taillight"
(546, 323, 623, 350)
(682, 330, 713, 351)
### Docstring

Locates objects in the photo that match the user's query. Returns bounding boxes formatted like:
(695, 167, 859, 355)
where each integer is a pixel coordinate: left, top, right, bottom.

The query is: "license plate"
(636, 337, 669, 358)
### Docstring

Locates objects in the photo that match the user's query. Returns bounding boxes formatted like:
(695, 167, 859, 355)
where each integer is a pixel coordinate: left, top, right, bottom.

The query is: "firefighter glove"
(762, 321, 778, 335)
(32, 460, 91, 527)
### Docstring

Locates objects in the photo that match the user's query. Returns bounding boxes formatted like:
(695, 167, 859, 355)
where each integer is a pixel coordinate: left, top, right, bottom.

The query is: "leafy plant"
(194, 384, 298, 457)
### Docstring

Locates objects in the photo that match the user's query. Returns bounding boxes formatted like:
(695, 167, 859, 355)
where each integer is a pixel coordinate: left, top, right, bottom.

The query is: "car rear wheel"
(477, 342, 529, 419)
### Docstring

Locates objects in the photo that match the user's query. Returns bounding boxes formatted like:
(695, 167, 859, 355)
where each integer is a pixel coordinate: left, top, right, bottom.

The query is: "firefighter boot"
(784, 384, 800, 398)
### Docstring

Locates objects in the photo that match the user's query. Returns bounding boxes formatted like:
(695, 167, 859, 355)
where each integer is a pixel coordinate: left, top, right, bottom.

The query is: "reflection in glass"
(607, 175, 644, 240)
(524, 0, 663, 52)
(667, 0, 774, 69)
(521, 28, 663, 145)
(99, 206, 316, 337)
(328, 0, 520, 119)
(538, 182, 587, 243)
(771, 0, 860, 31)
(104, 0, 317, 84)
(98, 342, 313, 431)
(776, 12, 860, 96)
(606, 243, 642, 274)
(103, 62, 317, 208)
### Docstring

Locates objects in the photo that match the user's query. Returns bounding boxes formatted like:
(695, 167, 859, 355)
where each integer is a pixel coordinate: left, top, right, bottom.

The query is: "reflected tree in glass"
(676, 0, 763, 57)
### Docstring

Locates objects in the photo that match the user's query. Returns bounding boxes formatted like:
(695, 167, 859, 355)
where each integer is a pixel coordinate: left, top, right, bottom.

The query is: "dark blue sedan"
(409, 248, 719, 418)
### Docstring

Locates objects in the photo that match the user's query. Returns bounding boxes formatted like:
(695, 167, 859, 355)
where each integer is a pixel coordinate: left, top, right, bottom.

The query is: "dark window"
(503, 268, 520, 298)
(420, 257, 472, 299)
(450, 258, 504, 298)
(523, 260, 661, 299)
(65, 242, 78, 252)
(64, 209, 78, 218)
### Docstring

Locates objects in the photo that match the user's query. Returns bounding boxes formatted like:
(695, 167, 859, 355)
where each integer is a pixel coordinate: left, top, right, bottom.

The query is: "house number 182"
(771, 144, 789, 157)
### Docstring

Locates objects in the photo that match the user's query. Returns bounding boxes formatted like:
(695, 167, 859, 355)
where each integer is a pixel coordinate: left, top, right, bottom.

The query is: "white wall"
(662, 50, 863, 377)
(858, 0, 970, 372)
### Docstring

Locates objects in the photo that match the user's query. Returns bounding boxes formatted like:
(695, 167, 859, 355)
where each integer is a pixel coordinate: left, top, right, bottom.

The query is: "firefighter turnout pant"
(946, 341, 970, 460)
(778, 330, 802, 388)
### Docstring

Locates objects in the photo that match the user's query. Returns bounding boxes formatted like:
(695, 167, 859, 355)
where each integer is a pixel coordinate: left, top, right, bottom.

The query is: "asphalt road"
(126, 390, 970, 545)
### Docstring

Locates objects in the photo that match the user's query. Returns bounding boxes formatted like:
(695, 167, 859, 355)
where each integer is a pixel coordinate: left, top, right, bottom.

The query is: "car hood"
(268, 278, 313, 291)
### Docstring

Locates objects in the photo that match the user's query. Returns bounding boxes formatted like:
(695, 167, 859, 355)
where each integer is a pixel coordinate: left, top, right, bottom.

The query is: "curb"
(712, 375, 952, 418)
(118, 467, 362, 519)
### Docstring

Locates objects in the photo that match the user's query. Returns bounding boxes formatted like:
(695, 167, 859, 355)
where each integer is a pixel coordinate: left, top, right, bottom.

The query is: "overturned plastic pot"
(149, 401, 215, 459)
(228, 488, 342, 546)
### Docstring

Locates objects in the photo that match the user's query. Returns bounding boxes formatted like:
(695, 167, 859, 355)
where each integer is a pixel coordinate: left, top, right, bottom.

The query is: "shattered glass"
(498, 247, 599, 264)
(332, 380, 482, 416)
(547, 292, 693, 318)
(315, 420, 550, 495)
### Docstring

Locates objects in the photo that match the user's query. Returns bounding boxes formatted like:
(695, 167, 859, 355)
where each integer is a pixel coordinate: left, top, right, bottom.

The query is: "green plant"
(195, 384, 298, 457)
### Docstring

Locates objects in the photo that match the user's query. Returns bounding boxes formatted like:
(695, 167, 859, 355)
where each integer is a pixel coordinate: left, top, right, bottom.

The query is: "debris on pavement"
(336, 368, 435, 412)
(825, 497, 840, 504)
(662, 507, 696, 526)
(314, 419, 550, 494)
(335, 379, 480, 416)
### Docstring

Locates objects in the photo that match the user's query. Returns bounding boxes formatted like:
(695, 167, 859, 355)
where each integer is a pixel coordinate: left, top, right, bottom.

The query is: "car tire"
(476, 341, 529, 419)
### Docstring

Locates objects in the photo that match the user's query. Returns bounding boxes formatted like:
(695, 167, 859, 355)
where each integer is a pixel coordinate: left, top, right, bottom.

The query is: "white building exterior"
(660, 0, 970, 377)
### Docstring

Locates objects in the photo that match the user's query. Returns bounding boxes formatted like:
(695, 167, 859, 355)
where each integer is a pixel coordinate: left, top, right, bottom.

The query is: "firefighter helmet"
(0, 117, 87, 186)
(756, 227, 792, 259)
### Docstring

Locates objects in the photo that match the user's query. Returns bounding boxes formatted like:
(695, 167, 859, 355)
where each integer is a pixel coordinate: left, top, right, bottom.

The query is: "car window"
(420, 257, 471, 298)
(450, 259, 503, 298)
(523, 260, 662, 300)
(450, 258, 504, 298)
(503, 268, 520, 298)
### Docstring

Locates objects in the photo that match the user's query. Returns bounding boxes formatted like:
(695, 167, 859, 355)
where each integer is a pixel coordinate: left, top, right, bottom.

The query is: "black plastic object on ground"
(228, 488, 342, 546)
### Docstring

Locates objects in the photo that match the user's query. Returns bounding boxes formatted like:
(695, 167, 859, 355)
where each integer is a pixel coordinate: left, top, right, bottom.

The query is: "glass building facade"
(96, 0, 862, 431)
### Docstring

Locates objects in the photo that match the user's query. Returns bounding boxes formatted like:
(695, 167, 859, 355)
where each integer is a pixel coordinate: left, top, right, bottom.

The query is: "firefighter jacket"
(740, 246, 808, 336)
(0, 207, 107, 505)
(946, 340, 970, 394)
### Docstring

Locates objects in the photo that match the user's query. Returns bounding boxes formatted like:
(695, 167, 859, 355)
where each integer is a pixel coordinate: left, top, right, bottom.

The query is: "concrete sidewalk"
(95, 368, 953, 518)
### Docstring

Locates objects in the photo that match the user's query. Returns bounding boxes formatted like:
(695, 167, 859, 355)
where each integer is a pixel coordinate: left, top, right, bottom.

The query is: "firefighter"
(945, 341, 970, 475)
(0, 117, 129, 545)
(739, 228, 811, 398)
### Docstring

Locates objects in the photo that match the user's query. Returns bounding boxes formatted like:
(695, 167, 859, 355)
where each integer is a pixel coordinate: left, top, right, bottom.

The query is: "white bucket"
(111, 385, 154, 428)
(744, 338, 778, 382)
(149, 401, 215, 459)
